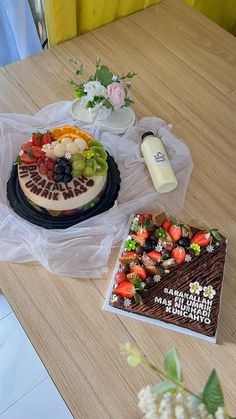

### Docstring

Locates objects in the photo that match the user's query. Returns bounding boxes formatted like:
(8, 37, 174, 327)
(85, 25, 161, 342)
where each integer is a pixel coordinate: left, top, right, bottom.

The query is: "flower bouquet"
(68, 59, 136, 122)
(121, 344, 235, 419)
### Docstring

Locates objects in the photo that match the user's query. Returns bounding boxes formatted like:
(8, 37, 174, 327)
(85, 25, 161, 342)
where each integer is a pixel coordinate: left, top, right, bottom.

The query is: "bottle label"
(153, 151, 167, 166)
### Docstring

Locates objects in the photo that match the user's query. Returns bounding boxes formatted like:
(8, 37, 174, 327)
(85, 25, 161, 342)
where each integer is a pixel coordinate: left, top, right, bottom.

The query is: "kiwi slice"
(94, 157, 108, 176)
(88, 140, 103, 149)
(92, 146, 107, 160)
(83, 158, 97, 177)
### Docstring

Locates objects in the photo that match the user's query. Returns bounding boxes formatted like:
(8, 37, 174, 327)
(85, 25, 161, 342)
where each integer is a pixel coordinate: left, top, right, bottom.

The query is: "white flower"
(83, 80, 106, 101)
(138, 386, 158, 418)
(203, 285, 216, 299)
(110, 294, 118, 303)
(19, 149, 24, 156)
(206, 245, 214, 253)
(124, 298, 132, 308)
(155, 243, 163, 252)
(125, 235, 132, 241)
(112, 74, 118, 81)
(154, 275, 161, 282)
(189, 281, 202, 295)
(185, 254, 192, 262)
(215, 407, 226, 419)
(41, 143, 51, 152)
(64, 151, 72, 160)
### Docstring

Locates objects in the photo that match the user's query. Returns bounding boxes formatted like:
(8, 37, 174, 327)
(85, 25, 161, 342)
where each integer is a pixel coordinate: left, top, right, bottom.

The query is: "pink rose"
(107, 82, 126, 108)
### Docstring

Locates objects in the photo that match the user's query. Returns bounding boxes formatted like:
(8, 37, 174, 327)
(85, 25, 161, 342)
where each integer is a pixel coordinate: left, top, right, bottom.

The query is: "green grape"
(72, 159, 86, 171)
(71, 153, 85, 163)
(72, 169, 82, 178)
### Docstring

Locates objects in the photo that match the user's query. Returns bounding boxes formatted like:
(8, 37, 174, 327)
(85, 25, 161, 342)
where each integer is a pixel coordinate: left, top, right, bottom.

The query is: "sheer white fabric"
(0, 102, 193, 277)
(0, 0, 42, 66)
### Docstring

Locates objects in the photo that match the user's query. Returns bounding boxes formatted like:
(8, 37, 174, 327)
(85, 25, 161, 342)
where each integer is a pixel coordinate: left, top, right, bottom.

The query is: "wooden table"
(0, 0, 236, 417)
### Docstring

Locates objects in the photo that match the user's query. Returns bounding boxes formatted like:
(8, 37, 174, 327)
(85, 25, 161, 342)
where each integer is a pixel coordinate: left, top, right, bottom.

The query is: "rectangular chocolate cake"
(104, 213, 227, 342)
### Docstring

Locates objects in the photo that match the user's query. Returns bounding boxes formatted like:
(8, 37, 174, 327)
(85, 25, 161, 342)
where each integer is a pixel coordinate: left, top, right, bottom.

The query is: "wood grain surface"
(0, 0, 236, 417)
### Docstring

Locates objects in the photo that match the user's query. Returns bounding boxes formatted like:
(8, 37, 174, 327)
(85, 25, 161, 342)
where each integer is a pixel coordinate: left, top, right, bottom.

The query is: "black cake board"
(7, 154, 121, 230)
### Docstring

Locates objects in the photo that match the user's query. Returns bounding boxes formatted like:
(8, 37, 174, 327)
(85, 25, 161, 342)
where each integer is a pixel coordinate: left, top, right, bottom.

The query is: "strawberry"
(41, 133, 53, 145)
(20, 153, 37, 164)
(32, 132, 43, 146)
(147, 251, 161, 263)
(139, 214, 146, 224)
(22, 142, 33, 152)
(113, 281, 135, 298)
(115, 271, 126, 284)
(130, 266, 147, 281)
(190, 231, 212, 247)
(171, 246, 186, 264)
(136, 230, 149, 239)
(31, 146, 44, 158)
(168, 224, 182, 242)
(162, 219, 172, 231)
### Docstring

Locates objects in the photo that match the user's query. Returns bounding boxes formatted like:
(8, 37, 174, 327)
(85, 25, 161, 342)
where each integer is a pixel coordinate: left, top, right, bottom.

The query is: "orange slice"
(51, 126, 93, 142)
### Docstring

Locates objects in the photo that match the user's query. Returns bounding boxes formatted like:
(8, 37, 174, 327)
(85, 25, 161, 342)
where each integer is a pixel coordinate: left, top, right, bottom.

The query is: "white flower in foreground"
(83, 80, 106, 100)
(110, 294, 118, 303)
(64, 151, 72, 160)
(185, 254, 192, 262)
(138, 386, 158, 418)
(41, 143, 51, 152)
(206, 244, 214, 253)
(123, 298, 132, 308)
(203, 285, 216, 299)
(189, 281, 202, 295)
(19, 149, 24, 156)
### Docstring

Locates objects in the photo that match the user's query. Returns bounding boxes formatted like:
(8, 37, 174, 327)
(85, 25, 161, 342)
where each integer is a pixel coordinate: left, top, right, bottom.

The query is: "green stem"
(143, 360, 200, 399)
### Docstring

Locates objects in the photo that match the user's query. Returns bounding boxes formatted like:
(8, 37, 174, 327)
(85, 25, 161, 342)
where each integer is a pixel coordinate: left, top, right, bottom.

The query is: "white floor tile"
(0, 293, 12, 321)
(0, 377, 73, 419)
(0, 313, 48, 414)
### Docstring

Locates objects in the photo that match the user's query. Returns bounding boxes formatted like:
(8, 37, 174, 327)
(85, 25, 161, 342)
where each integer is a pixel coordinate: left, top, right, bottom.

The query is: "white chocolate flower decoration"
(189, 281, 202, 295)
(203, 285, 216, 299)
(41, 143, 51, 152)
(185, 254, 192, 262)
(64, 151, 72, 160)
(206, 244, 214, 253)
(110, 294, 118, 303)
(124, 298, 132, 308)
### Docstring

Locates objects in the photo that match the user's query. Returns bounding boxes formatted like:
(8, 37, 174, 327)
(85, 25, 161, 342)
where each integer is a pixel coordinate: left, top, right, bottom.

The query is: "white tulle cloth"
(0, 102, 193, 277)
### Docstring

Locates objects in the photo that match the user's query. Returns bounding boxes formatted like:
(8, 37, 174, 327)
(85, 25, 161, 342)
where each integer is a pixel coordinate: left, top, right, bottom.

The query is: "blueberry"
(54, 165, 65, 174)
(64, 164, 72, 174)
(63, 174, 73, 183)
(53, 173, 64, 183)
(144, 240, 155, 253)
(178, 237, 190, 247)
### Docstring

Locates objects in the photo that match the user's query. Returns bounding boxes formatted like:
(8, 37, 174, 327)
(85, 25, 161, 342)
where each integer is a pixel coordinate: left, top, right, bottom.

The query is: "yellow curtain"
(44, 0, 236, 47)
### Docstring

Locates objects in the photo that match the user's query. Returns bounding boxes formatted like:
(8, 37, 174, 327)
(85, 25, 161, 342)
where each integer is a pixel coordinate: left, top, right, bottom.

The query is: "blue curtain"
(0, 0, 42, 67)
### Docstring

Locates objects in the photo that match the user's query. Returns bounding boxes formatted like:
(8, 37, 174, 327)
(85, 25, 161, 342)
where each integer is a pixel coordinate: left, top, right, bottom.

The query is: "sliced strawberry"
(130, 266, 147, 281)
(115, 271, 126, 284)
(41, 133, 53, 145)
(190, 231, 212, 247)
(113, 281, 135, 298)
(20, 153, 37, 164)
(32, 132, 43, 146)
(31, 146, 44, 158)
(136, 230, 149, 239)
(22, 142, 33, 153)
(162, 219, 172, 231)
(171, 246, 186, 264)
(168, 224, 182, 242)
(139, 214, 146, 224)
(147, 251, 161, 263)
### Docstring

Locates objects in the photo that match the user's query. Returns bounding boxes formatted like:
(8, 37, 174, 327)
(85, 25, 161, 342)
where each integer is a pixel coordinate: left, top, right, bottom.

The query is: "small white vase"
(90, 106, 112, 121)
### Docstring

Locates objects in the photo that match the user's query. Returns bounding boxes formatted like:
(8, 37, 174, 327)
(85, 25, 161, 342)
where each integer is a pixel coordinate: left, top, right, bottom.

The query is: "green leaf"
(74, 88, 86, 99)
(124, 98, 135, 107)
(210, 229, 221, 241)
(202, 369, 224, 414)
(152, 381, 177, 395)
(16, 155, 22, 166)
(134, 293, 141, 304)
(76, 63, 84, 75)
(144, 219, 154, 230)
(86, 100, 93, 109)
(139, 281, 146, 290)
(164, 348, 182, 384)
(103, 98, 113, 109)
(130, 277, 142, 288)
(95, 65, 113, 87)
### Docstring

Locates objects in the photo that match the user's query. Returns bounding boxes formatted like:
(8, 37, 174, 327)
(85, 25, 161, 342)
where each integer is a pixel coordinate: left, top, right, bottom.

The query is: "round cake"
(15, 126, 108, 216)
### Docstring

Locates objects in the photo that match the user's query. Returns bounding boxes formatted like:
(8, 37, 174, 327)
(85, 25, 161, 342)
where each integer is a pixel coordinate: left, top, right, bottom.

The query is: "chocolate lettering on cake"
(19, 166, 95, 200)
